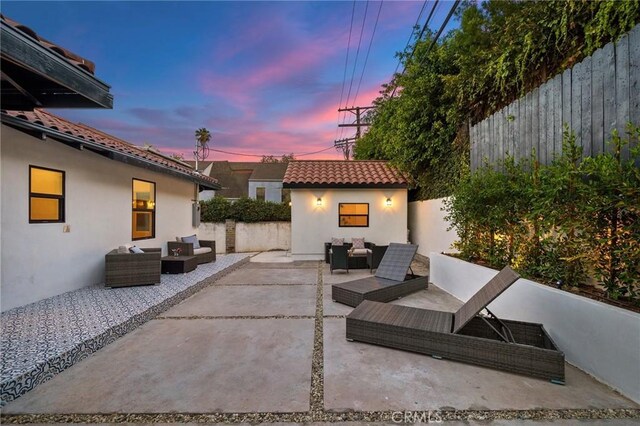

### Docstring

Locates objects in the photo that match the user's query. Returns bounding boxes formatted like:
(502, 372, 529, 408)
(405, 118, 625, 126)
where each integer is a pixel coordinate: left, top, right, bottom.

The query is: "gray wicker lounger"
(332, 243, 428, 307)
(346, 266, 565, 383)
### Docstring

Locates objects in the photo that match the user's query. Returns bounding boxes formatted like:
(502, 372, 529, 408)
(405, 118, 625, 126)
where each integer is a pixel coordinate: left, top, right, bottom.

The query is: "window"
(339, 203, 369, 227)
(132, 179, 155, 240)
(29, 166, 65, 223)
(256, 187, 266, 201)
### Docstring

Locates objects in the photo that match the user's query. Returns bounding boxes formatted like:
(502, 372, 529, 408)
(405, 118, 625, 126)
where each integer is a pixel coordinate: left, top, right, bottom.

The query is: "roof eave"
(1, 114, 221, 190)
(1, 22, 113, 110)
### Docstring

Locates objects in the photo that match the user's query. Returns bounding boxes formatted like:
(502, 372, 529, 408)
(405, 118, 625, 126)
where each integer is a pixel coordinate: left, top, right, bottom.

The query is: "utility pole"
(334, 106, 373, 160)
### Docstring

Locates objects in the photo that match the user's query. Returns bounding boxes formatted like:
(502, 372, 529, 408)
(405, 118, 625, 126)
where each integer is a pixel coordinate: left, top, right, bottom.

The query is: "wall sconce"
(385, 198, 392, 207)
(316, 197, 322, 206)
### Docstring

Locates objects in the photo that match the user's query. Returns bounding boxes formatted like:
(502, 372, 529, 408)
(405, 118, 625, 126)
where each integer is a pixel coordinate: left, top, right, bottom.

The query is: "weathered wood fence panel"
(470, 24, 640, 169)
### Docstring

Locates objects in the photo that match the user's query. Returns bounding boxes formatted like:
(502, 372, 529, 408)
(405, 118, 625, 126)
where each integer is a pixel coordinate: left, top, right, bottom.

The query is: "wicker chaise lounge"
(346, 266, 565, 382)
(331, 243, 428, 307)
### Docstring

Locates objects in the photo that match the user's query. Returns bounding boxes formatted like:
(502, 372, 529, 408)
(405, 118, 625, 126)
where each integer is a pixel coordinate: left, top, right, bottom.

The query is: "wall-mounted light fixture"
(385, 197, 392, 207)
(316, 197, 322, 206)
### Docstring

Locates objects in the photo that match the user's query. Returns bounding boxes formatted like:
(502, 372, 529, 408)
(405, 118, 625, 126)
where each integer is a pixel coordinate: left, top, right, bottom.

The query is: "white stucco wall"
(197, 222, 227, 252)
(430, 253, 640, 403)
(236, 222, 290, 252)
(290, 188, 408, 260)
(1, 125, 199, 312)
(408, 197, 458, 257)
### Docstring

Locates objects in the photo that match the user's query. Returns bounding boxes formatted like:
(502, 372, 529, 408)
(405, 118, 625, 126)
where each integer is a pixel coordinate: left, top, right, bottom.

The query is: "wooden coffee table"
(161, 255, 197, 274)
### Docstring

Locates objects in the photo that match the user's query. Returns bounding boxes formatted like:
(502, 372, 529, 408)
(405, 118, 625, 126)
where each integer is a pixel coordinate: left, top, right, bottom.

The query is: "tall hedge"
(200, 197, 291, 223)
(444, 126, 640, 302)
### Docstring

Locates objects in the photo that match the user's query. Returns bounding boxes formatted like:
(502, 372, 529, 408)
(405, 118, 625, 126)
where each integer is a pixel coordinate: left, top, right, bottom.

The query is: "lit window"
(29, 166, 65, 223)
(132, 179, 155, 240)
(256, 187, 266, 201)
(339, 203, 369, 227)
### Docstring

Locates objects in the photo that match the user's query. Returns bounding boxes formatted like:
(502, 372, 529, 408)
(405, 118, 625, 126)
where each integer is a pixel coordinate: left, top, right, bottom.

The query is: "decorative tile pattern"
(0, 254, 250, 406)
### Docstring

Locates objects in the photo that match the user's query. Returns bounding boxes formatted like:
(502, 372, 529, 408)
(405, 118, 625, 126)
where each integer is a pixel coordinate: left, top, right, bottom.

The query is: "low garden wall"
(408, 198, 457, 259)
(430, 252, 640, 403)
(198, 222, 290, 254)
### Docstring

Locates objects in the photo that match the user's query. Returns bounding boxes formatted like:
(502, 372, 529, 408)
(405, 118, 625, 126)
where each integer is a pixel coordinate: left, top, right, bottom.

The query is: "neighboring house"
(0, 17, 220, 312)
(283, 160, 409, 260)
(190, 161, 289, 203)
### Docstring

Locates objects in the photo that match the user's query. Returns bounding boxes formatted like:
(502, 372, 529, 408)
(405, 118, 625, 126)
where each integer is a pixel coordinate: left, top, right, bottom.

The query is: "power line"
(392, 0, 428, 77)
(415, 0, 460, 68)
(340, 0, 369, 139)
(353, 0, 384, 106)
(335, 1, 357, 141)
(390, 0, 439, 98)
(207, 145, 335, 159)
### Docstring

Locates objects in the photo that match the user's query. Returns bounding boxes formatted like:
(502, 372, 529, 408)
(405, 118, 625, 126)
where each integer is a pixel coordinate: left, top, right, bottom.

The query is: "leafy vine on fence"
(356, 0, 640, 200)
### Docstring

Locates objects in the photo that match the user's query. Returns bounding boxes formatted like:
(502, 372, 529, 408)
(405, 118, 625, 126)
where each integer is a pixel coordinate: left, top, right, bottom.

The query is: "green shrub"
(200, 196, 290, 223)
(445, 125, 640, 302)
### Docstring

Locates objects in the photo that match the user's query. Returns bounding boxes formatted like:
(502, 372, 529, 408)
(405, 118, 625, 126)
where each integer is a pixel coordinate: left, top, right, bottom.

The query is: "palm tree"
(194, 127, 212, 170)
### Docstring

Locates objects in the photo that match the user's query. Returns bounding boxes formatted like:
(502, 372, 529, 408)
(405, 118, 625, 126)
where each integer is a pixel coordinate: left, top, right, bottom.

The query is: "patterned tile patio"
(0, 253, 251, 406)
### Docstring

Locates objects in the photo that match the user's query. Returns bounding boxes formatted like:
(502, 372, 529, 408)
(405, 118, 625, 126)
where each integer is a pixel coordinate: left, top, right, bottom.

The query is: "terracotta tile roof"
(1, 14, 96, 75)
(283, 160, 407, 188)
(1, 109, 220, 189)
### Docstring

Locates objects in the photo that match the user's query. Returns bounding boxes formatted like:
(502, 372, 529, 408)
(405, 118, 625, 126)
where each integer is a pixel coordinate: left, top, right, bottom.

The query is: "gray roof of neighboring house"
(189, 161, 288, 198)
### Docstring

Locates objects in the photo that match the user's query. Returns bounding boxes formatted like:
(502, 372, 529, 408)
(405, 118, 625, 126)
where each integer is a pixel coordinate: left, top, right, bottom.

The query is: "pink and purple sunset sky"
(3, 1, 458, 161)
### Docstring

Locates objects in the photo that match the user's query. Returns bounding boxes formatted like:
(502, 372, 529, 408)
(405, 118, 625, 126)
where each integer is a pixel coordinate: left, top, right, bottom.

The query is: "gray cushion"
(331, 237, 344, 246)
(129, 246, 144, 254)
(181, 234, 201, 249)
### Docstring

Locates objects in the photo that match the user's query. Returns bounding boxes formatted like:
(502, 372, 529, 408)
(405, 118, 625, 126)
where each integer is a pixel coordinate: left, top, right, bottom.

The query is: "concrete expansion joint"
(155, 315, 317, 320)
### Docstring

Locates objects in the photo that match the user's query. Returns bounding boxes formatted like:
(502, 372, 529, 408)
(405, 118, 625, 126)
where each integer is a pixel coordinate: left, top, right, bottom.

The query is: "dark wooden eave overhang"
(1, 113, 220, 190)
(1, 20, 113, 110)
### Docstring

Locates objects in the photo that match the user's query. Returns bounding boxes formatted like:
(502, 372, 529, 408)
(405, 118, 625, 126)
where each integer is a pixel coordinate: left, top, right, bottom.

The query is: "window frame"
(256, 186, 266, 201)
(338, 202, 370, 228)
(29, 165, 65, 224)
(132, 178, 156, 241)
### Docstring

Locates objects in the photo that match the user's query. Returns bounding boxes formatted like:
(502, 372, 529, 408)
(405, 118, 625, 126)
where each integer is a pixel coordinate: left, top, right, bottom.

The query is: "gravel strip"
(310, 261, 325, 419)
(155, 315, 316, 320)
(2, 408, 638, 424)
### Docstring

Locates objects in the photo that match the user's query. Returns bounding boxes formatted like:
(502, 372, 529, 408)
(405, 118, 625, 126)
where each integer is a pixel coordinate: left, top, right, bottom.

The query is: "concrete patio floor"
(2, 259, 638, 424)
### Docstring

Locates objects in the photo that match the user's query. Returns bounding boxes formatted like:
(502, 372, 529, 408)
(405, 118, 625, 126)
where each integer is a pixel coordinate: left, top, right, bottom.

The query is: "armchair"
(105, 248, 161, 288)
(167, 239, 216, 264)
(329, 244, 350, 274)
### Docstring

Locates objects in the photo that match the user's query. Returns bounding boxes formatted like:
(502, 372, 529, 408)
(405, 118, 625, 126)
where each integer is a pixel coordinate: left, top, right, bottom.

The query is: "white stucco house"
(283, 160, 408, 260)
(0, 15, 220, 312)
(0, 110, 220, 311)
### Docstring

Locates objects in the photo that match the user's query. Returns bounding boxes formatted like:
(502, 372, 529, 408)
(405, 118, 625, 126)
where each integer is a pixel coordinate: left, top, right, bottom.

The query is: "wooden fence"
(470, 24, 640, 170)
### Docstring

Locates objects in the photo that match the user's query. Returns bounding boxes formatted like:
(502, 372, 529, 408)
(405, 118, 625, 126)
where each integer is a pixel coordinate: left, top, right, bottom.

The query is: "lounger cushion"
(193, 247, 212, 255)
